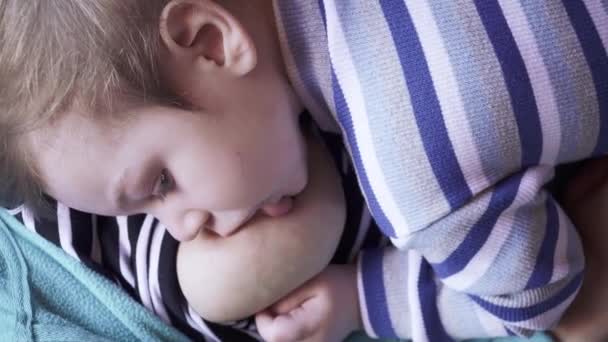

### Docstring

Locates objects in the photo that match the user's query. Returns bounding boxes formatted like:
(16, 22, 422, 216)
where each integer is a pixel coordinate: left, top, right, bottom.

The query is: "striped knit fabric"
(275, 1, 607, 341)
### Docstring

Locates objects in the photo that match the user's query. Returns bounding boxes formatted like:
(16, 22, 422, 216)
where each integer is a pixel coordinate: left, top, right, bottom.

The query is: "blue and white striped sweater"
(275, 0, 607, 340)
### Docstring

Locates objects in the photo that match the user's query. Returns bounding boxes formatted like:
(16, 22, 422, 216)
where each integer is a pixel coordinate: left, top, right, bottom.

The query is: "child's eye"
(152, 169, 174, 200)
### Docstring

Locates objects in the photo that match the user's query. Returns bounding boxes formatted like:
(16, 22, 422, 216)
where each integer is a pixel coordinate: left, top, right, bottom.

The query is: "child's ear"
(160, 0, 257, 76)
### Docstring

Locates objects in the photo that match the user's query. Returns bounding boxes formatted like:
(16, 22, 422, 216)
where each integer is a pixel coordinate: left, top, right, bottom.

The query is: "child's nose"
(171, 210, 210, 242)
(205, 221, 239, 238)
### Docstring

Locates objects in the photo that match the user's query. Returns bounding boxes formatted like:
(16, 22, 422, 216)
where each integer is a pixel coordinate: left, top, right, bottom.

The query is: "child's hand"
(255, 264, 362, 342)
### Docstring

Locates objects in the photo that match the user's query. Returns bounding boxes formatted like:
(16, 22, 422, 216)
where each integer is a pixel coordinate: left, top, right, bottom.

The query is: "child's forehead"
(29, 108, 147, 205)
(31, 108, 132, 156)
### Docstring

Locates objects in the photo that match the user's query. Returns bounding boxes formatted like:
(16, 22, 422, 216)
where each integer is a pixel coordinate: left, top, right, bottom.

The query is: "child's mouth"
(230, 195, 297, 236)
(260, 195, 294, 217)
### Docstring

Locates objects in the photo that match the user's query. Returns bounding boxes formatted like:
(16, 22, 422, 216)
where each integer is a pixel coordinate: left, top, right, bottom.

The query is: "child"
(7, 124, 379, 341)
(1, 0, 606, 341)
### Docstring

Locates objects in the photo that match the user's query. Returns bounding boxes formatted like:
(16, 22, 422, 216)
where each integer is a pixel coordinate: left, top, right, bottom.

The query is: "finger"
(270, 278, 318, 315)
(255, 307, 317, 342)
(255, 311, 279, 342)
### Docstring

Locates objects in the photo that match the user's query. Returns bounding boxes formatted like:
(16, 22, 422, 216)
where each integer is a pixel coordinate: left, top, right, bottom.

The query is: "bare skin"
(177, 134, 346, 322)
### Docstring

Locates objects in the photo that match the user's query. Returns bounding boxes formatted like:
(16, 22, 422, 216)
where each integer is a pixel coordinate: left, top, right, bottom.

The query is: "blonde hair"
(0, 0, 174, 211)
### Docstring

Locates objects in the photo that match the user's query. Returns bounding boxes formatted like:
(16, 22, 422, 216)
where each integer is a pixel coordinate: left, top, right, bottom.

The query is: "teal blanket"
(0, 209, 188, 341)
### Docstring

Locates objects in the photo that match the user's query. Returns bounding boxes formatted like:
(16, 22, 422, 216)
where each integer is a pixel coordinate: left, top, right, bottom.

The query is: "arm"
(359, 166, 584, 339)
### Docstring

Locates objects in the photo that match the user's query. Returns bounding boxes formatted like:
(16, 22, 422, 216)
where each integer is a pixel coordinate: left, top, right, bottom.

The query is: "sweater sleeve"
(357, 166, 584, 340)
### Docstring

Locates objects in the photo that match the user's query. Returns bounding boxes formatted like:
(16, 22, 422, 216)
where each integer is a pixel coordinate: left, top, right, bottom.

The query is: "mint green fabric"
(0, 209, 189, 341)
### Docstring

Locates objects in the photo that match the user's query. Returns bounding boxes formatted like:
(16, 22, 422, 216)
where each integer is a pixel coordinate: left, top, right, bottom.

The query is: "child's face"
(33, 93, 306, 242)
(31, 0, 308, 241)
(33, 69, 307, 244)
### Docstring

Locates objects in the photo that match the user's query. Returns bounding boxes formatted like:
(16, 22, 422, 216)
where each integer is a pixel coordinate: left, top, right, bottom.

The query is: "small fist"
(255, 264, 362, 342)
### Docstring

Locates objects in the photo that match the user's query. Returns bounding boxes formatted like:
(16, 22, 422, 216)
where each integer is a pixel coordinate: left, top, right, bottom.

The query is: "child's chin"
(176, 132, 346, 323)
